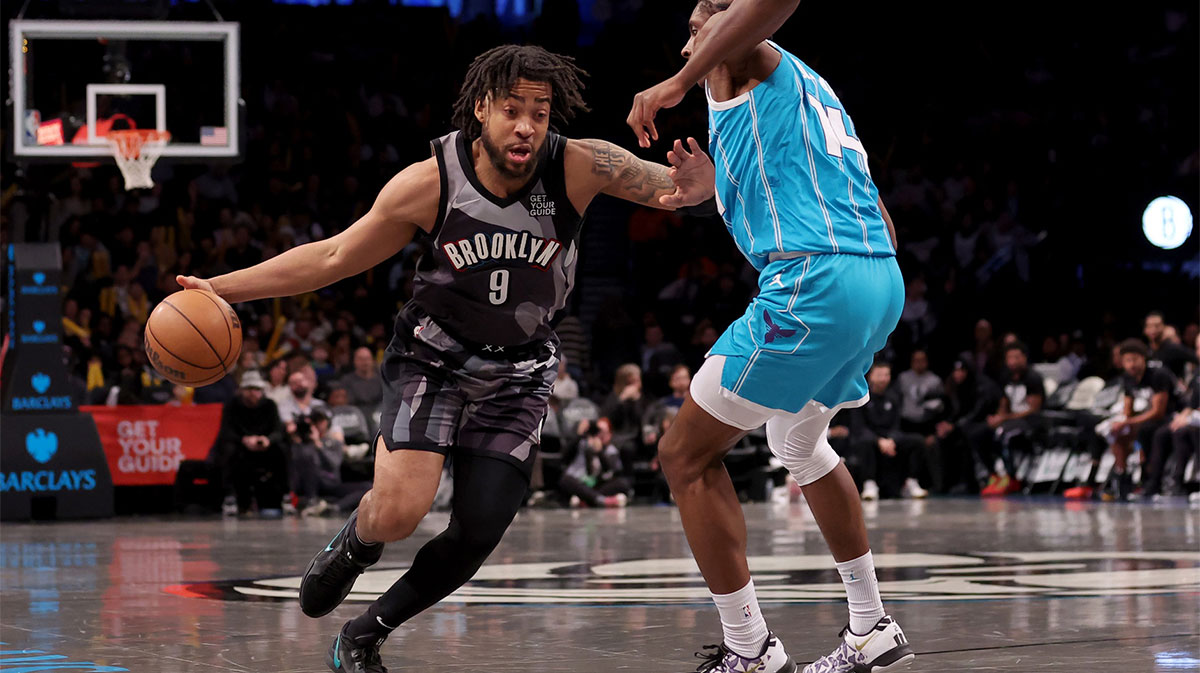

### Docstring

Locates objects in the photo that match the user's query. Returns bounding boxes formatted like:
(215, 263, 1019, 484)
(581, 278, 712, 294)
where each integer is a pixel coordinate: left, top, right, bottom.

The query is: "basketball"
(144, 289, 242, 387)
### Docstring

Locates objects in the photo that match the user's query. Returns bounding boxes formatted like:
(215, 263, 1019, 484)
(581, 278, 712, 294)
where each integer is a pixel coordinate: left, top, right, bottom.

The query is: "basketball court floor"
(1, 499, 1197, 672)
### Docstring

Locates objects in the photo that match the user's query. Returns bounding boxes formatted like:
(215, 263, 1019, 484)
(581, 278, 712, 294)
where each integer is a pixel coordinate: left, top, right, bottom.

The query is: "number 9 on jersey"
(489, 269, 510, 305)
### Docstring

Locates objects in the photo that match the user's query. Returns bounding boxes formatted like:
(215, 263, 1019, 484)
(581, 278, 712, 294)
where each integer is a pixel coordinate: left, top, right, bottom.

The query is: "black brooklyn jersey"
(411, 130, 583, 347)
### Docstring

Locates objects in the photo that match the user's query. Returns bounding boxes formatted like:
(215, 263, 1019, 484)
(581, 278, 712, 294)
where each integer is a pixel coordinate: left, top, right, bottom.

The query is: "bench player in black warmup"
(178, 45, 714, 672)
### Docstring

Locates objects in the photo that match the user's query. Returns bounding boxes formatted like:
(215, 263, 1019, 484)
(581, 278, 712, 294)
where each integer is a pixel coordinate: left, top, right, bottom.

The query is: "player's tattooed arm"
(588, 139, 677, 206)
(568, 138, 714, 211)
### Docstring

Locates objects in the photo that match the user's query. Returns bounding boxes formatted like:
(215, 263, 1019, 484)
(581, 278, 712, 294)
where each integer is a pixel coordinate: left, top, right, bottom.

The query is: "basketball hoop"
(107, 129, 170, 191)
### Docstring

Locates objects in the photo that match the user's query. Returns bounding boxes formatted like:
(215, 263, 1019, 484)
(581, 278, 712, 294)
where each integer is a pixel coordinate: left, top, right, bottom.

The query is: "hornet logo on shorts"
(164, 551, 1200, 606)
(763, 311, 797, 345)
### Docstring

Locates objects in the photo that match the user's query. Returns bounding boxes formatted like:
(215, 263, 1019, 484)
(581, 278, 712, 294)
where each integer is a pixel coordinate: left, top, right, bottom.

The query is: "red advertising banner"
(82, 404, 223, 486)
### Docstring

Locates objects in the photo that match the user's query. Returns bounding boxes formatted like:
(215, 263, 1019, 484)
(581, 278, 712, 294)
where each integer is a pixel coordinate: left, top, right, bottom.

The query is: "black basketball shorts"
(376, 304, 559, 478)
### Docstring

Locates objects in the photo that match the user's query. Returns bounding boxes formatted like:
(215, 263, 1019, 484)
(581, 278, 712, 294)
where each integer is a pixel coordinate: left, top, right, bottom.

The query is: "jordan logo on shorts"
(763, 311, 796, 345)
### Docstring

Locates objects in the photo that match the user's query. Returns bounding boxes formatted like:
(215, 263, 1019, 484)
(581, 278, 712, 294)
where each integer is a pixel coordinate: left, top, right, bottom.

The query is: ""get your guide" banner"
(82, 404, 223, 486)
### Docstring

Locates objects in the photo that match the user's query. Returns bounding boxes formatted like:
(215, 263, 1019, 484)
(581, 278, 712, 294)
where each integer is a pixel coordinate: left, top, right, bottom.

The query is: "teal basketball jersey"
(708, 41, 895, 272)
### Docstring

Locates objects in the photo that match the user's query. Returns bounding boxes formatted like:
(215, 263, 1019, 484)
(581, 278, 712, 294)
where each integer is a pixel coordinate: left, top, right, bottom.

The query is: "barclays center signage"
(17, 270, 58, 295)
(10, 372, 73, 412)
(17, 318, 58, 345)
(1, 244, 113, 520)
(0, 428, 98, 494)
(0, 415, 112, 520)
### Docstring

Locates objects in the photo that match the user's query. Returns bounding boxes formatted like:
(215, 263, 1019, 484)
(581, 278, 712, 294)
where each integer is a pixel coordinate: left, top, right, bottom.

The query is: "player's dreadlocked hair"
(695, 0, 732, 12)
(452, 45, 589, 140)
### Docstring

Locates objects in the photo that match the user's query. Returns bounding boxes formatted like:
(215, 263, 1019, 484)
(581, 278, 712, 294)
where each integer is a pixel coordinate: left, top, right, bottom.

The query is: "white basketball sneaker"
(860, 480, 880, 501)
(803, 616, 914, 673)
(901, 478, 928, 500)
(694, 632, 796, 672)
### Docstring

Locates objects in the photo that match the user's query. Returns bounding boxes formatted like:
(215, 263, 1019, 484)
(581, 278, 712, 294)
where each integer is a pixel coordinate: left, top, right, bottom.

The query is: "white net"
(107, 130, 170, 191)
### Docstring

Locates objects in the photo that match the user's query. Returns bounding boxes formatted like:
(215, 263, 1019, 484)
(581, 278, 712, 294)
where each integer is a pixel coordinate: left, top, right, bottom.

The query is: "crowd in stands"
(1, 3, 1197, 513)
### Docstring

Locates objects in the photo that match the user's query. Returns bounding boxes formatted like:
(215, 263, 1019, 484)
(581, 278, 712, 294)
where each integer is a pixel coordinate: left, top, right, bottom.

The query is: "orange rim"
(107, 129, 171, 159)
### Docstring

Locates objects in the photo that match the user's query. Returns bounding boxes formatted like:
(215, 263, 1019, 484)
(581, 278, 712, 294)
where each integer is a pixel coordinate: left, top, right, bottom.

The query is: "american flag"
(200, 126, 228, 146)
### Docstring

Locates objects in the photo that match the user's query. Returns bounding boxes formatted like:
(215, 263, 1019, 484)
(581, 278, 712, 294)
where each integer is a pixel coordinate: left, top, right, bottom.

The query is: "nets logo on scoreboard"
(166, 551, 1200, 605)
(1143, 196, 1194, 250)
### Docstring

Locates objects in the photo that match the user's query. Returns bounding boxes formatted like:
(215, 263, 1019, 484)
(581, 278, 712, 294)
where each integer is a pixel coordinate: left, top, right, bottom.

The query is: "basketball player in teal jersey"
(628, 2, 915, 672)
(179, 46, 714, 673)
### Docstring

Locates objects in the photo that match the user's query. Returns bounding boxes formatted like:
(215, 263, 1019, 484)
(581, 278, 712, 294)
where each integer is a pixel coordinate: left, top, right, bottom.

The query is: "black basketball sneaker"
(300, 509, 384, 617)
(326, 622, 387, 673)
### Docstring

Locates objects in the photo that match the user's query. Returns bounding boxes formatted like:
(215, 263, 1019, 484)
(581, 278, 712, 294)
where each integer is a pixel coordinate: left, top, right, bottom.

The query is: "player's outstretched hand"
(659, 137, 715, 209)
(627, 77, 687, 149)
(176, 275, 217, 294)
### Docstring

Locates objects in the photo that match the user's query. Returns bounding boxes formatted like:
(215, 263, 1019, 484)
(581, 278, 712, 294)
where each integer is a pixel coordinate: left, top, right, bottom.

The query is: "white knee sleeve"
(766, 402, 841, 486)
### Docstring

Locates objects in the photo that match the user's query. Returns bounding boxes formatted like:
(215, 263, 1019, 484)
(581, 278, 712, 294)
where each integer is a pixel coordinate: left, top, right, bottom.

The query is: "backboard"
(10, 20, 240, 160)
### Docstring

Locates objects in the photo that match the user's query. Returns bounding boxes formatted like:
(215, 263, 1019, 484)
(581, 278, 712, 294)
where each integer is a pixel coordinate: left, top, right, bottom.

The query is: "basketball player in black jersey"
(178, 45, 714, 672)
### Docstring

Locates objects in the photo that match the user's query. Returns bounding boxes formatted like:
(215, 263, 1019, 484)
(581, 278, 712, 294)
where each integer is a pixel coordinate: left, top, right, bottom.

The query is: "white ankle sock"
(835, 551, 886, 635)
(711, 579, 770, 658)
